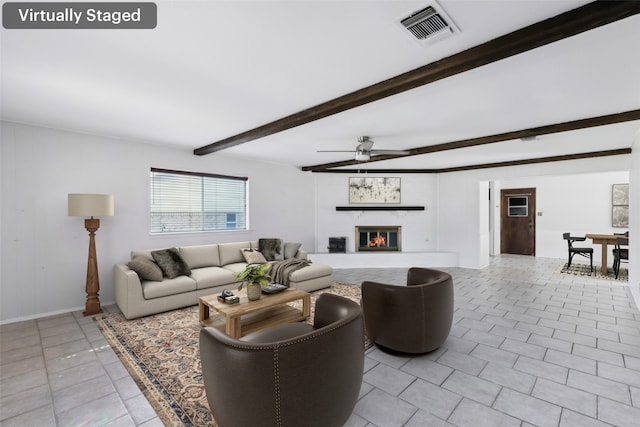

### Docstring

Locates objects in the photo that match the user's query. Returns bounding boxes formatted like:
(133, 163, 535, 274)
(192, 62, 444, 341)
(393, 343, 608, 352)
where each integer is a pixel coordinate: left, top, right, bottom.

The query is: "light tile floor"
(1, 255, 639, 426)
(0, 302, 162, 427)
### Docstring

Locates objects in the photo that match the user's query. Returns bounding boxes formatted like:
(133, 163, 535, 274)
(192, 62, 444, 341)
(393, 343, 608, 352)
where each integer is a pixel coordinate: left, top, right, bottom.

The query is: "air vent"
(399, 3, 458, 45)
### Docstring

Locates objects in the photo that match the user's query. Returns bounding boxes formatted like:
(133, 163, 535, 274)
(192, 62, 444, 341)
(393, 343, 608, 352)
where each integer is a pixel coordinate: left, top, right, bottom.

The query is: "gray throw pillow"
(258, 238, 283, 261)
(151, 248, 191, 279)
(127, 256, 163, 281)
(283, 242, 302, 259)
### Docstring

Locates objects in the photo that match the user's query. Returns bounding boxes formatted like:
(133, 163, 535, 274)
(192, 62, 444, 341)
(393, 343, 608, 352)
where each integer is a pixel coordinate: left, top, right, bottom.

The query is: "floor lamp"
(68, 193, 114, 316)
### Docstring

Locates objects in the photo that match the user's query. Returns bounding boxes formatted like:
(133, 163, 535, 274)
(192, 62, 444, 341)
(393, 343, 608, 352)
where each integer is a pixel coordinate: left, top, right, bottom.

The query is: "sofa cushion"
(222, 262, 250, 274)
(179, 244, 221, 269)
(151, 248, 191, 279)
(127, 256, 163, 281)
(283, 242, 302, 259)
(288, 262, 333, 282)
(141, 275, 197, 299)
(218, 241, 252, 266)
(259, 238, 283, 261)
(241, 248, 267, 264)
(190, 267, 238, 290)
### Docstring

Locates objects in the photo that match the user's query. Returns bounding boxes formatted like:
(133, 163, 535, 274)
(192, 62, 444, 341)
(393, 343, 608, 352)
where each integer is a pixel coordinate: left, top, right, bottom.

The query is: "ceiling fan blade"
(317, 136, 408, 160)
(370, 149, 410, 155)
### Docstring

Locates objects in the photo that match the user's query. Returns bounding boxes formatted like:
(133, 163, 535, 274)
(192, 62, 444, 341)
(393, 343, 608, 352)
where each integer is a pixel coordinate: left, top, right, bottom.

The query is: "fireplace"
(355, 226, 401, 252)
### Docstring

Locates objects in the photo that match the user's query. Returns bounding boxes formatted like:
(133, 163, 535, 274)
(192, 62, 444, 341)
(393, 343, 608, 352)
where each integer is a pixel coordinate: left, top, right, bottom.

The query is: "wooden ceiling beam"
(301, 110, 640, 171)
(194, 1, 640, 156)
(436, 148, 632, 173)
(309, 148, 632, 174)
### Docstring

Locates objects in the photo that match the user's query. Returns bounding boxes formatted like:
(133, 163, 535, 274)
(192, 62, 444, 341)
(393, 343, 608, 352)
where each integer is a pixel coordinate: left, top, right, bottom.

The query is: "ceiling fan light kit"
(355, 151, 371, 161)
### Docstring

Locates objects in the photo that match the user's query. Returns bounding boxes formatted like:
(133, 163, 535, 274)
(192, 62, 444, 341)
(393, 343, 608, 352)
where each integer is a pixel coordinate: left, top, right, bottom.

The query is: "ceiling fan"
(318, 136, 410, 161)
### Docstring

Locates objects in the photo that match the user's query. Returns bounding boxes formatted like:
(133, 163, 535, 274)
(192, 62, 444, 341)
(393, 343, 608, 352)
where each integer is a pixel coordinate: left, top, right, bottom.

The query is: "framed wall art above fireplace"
(349, 177, 400, 204)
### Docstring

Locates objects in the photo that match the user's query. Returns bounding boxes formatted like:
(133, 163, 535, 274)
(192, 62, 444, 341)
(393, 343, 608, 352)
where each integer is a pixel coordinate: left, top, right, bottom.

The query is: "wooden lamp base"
(83, 217, 103, 316)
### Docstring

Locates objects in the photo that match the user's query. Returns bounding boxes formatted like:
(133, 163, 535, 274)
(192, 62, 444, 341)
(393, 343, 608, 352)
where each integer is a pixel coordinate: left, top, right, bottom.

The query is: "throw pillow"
(258, 238, 283, 261)
(151, 248, 191, 279)
(283, 242, 302, 259)
(241, 248, 267, 264)
(127, 256, 163, 281)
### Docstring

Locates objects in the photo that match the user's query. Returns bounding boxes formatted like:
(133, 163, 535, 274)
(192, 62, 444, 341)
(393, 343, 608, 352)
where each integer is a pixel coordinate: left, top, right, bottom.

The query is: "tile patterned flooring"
(1, 255, 639, 426)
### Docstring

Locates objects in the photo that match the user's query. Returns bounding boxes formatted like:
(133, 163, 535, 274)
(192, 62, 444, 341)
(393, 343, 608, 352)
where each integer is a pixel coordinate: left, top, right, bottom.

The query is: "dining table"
(585, 234, 621, 275)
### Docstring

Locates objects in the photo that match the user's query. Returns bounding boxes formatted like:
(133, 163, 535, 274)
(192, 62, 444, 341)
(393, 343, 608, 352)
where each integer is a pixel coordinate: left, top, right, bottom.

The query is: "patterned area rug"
(557, 262, 628, 281)
(95, 282, 363, 427)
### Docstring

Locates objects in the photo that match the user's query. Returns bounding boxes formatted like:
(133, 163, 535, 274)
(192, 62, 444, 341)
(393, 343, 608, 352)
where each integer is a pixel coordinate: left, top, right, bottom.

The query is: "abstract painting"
(349, 177, 401, 204)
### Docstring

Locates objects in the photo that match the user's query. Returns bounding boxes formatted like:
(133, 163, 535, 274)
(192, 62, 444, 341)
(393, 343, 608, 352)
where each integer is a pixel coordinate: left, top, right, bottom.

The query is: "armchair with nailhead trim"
(199, 293, 364, 427)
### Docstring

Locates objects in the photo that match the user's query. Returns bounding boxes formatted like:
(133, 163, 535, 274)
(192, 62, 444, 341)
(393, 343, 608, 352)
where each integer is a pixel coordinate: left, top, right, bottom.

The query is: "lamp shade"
(68, 194, 114, 217)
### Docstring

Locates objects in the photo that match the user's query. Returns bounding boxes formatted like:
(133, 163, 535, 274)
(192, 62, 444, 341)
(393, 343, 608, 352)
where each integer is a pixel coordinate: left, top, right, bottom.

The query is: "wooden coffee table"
(199, 287, 311, 338)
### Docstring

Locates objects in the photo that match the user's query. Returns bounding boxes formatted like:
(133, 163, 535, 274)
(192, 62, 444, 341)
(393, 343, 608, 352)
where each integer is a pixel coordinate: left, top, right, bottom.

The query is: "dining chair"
(613, 237, 629, 279)
(563, 233, 593, 272)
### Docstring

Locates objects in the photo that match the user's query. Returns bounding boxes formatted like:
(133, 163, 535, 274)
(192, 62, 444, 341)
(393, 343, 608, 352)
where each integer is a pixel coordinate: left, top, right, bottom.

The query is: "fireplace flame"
(369, 234, 386, 247)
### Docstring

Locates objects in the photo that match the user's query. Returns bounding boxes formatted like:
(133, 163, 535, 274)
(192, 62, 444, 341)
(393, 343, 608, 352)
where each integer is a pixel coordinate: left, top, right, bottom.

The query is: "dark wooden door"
(501, 188, 536, 255)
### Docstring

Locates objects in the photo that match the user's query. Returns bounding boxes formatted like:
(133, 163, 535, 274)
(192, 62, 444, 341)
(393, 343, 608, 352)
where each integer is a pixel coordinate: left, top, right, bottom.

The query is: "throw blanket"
(269, 258, 311, 286)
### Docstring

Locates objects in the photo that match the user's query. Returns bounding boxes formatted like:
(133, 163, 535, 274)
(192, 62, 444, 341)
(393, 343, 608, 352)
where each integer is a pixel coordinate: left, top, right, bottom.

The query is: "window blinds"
(150, 168, 248, 233)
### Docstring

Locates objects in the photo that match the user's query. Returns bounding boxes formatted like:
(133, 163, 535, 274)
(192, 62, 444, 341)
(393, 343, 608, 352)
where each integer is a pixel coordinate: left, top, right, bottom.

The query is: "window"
(226, 213, 237, 229)
(150, 168, 248, 233)
(508, 196, 528, 217)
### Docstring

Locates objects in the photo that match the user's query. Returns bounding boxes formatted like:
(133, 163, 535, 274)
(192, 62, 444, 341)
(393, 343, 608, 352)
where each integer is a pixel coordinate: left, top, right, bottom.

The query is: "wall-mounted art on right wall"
(612, 183, 629, 228)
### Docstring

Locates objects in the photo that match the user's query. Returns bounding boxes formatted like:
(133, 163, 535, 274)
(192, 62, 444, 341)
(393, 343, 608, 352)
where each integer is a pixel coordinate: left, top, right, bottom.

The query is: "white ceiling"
(2, 0, 639, 171)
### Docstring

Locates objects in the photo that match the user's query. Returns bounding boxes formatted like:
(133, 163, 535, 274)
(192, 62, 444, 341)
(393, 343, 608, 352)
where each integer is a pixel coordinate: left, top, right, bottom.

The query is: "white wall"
(437, 178, 494, 268)
(439, 155, 632, 268)
(478, 181, 491, 266)
(496, 170, 629, 262)
(2, 120, 637, 322)
(313, 173, 438, 253)
(629, 130, 640, 305)
(1, 122, 315, 323)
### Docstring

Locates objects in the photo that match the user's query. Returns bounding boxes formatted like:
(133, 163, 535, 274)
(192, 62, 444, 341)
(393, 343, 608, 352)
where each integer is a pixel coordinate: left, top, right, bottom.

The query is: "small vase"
(247, 283, 261, 301)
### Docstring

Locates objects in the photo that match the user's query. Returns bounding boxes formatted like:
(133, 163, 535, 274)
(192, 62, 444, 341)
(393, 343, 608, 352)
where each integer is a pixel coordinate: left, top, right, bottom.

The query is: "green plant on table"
(235, 263, 272, 291)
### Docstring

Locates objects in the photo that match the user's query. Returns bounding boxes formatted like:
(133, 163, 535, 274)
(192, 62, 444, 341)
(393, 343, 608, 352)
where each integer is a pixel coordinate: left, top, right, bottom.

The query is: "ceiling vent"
(399, 4, 458, 45)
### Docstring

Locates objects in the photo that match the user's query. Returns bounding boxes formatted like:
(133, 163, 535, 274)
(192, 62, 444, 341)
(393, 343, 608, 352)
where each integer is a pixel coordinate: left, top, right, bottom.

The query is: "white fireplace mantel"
(335, 206, 424, 211)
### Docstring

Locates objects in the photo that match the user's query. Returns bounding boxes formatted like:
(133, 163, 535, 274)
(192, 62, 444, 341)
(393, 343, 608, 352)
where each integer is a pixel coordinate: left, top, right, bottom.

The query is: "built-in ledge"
(310, 251, 458, 268)
(336, 206, 424, 211)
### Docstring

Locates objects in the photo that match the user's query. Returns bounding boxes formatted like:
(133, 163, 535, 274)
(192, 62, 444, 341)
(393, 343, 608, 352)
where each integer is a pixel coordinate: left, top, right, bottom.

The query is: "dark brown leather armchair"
(362, 267, 453, 354)
(199, 293, 364, 427)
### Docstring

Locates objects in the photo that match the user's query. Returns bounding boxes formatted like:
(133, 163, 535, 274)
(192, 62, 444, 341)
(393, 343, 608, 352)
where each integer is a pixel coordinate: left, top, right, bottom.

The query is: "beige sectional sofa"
(113, 240, 333, 319)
